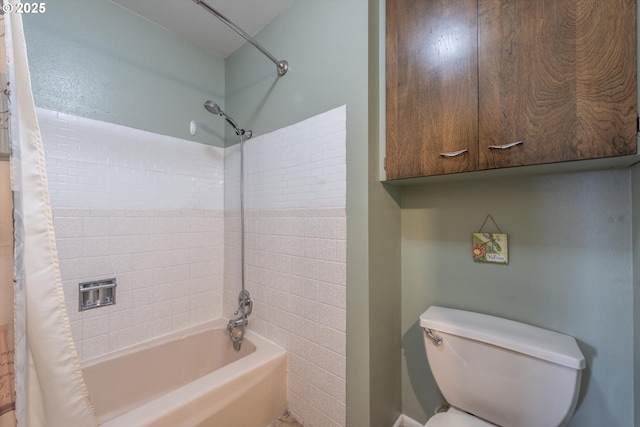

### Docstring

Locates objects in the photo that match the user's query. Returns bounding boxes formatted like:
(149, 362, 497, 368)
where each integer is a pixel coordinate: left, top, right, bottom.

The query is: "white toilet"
(419, 306, 586, 427)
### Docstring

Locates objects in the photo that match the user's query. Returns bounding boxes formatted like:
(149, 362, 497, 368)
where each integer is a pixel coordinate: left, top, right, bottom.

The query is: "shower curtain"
(5, 6, 98, 427)
(0, 11, 15, 427)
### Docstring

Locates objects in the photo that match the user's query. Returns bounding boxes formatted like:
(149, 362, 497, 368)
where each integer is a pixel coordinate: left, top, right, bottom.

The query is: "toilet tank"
(419, 306, 586, 427)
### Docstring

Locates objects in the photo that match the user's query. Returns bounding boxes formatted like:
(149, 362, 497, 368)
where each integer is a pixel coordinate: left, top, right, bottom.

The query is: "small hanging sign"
(472, 214, 508, 265)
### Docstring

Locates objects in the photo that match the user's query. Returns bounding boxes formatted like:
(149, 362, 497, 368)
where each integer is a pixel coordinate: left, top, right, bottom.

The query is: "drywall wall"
(368, 1, 402, 426)
(21, 0, 226, 146)
(400, 169, 634, 426)
(633, 163, 640, 426)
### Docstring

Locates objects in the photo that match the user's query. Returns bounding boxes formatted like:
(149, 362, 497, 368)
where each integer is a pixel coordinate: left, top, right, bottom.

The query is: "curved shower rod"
(192, 0, 289, 76)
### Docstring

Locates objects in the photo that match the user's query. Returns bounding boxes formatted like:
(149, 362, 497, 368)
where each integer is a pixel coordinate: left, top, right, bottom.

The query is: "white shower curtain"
(6, 6, 99, 427)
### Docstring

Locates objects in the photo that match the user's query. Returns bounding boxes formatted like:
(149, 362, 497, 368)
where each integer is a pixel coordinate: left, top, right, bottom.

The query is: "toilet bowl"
(419, 306, 586, 427)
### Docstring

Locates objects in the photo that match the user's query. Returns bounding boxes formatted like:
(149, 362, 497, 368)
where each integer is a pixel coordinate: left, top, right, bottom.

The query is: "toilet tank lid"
(419, 306, 586, 370)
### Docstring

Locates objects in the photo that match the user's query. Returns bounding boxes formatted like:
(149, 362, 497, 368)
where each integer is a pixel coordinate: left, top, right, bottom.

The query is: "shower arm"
(192, 0, 289, 76)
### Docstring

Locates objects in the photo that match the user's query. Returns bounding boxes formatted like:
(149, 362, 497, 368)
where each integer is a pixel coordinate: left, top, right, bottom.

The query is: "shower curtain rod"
(192, 0, 289, 76)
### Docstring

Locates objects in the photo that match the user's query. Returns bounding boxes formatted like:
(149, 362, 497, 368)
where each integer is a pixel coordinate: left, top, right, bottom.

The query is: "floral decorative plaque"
(472, 215, 508, 265)
(472, 232, 508, 264)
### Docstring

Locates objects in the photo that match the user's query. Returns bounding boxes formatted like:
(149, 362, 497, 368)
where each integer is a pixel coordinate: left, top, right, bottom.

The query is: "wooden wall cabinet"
(386, 0, 637, 181)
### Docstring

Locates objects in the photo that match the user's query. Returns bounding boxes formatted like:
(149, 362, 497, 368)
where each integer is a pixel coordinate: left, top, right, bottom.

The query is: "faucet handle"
(233, 296, 253, 316)
(235, 290, 253, 316)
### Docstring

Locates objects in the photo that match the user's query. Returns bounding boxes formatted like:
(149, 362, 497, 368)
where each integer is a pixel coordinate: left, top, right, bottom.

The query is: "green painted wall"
(225, 1, 401, 425)
(368, 1, 402, 426)
(633, 164, 640, 426)
(400, 170, 634, 426)
(224, 0, 364, 141)
(22, 0, 226, 146)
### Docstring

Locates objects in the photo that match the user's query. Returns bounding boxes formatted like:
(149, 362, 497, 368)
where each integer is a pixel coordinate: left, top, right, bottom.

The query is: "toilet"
(419, 306, 586, 427)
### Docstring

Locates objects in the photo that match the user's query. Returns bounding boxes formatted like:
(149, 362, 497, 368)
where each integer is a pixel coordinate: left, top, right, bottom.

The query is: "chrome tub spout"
(227, 290, 253, 351)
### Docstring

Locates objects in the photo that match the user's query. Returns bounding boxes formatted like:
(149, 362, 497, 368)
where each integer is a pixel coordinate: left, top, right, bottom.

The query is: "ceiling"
(112, 0, 294, 59)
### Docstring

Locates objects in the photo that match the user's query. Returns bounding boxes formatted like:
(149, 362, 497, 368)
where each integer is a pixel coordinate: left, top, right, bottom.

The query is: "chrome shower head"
(204, 100, 222, 115)
(203, 100, 252, 139)
(204, 100, 238, 129)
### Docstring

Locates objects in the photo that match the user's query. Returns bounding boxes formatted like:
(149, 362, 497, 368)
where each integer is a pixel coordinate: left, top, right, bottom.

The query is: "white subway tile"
(109, 254, 133, 274)
(108, 310, 132, 332)
(59, 258, 84, 281)
(56, 238, 84, 260)
(108, 328, 133, 352)
(53, 217, 84, 239)
(130, 322, 154, 344)
(189, 306, 214, 325)
(69, 320, 83, 344)
(82, 314, 110, 339)
(131, 303, 154, 326)
(153, 300, 172, 320)
(45, 106, 347, 425)
(83, 217, 110, 237)
(113, 290, 133, 313)
(172, 312, 190, 330)
(83, 237, 110, 257)
(154, 316, 172, 336)
(108, 235, 133, 254)
(66, 299, 82, 322)
(82, 334, 109, 361)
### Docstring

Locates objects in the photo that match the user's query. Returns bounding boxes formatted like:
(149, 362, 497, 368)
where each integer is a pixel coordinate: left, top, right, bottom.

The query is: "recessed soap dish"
(79, 278, 116, 311)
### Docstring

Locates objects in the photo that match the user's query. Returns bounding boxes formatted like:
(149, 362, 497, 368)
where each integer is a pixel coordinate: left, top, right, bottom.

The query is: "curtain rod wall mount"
(192, 0, 289, 76)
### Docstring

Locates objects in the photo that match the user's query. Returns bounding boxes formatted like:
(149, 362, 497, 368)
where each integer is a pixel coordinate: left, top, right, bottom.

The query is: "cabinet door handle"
(439, 149, 468, 158)
(488, 140, 523, 150)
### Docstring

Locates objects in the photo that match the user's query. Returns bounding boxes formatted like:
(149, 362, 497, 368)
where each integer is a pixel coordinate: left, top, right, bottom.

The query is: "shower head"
(204, 100, 222, 115)
(203, 100, 252, 139)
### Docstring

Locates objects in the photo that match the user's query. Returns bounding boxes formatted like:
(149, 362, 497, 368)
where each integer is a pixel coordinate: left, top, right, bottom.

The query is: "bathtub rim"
(81, 319, 288, 426)
(81, 318, 261, 369)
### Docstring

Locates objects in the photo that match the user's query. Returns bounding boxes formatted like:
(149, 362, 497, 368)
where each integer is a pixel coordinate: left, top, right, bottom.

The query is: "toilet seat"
(424, 411, 495, 427)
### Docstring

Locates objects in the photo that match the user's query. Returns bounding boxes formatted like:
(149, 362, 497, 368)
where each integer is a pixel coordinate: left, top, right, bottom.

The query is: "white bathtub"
(81, 319, 287, 427)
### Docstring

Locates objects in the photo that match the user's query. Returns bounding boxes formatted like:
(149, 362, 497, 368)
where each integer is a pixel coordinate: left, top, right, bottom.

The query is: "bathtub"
(81, 319, 287, 427)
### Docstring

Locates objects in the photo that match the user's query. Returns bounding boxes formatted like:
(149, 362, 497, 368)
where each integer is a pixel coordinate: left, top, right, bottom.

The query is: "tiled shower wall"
(40, 105, 347, 426)
(39, 109, 225, 361)
(225, 106, 347, 427)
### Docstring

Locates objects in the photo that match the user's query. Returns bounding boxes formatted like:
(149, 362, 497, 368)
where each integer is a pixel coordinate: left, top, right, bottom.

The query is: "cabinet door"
(478, 0, 637, 170)
(386, 0, 479, 179)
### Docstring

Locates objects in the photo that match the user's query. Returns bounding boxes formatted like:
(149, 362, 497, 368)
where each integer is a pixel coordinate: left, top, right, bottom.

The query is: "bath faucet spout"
(226, 290, 253, 351)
